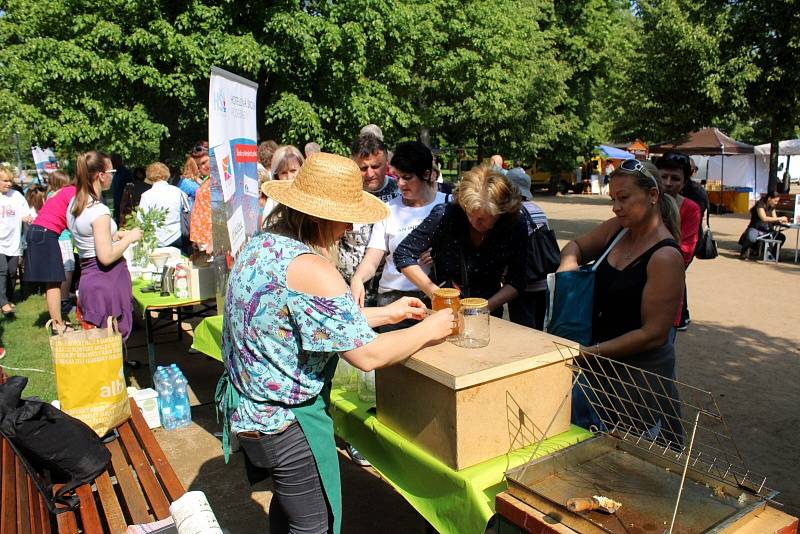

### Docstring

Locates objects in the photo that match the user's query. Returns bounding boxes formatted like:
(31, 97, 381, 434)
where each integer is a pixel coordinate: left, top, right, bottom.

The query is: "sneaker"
(346, 444, 371, 467)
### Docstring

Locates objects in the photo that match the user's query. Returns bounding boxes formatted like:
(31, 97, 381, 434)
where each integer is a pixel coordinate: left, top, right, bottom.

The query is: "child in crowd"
(0, 167, 34, 316)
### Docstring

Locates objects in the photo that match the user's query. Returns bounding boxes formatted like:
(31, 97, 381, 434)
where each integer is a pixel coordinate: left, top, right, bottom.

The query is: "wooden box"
(376, 317, 576, 470)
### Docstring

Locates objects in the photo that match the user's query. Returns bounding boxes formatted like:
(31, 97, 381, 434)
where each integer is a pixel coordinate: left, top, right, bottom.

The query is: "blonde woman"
(394, 163, 528, 314)
(139, 162, 189, 250)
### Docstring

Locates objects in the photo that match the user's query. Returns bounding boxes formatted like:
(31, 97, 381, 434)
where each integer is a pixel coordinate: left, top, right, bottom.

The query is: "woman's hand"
(125, 228, 143, 244)
(421, 308, 456, 341)
(350, 277, 366, 308)
(383, 296, 427, 324)
(779, 216, 789, 224)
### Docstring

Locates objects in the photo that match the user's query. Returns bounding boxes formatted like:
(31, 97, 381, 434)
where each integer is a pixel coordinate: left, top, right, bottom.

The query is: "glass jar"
(457, 298, 490, 348)
(431, 287, 461, 340)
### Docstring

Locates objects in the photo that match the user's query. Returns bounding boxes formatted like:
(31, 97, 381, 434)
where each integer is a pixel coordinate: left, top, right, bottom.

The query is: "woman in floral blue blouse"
(217, 152, 453, 534)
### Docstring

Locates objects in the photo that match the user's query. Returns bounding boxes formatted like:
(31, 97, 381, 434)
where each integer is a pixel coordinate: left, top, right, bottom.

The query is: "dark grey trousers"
(237, 422, 330, 534)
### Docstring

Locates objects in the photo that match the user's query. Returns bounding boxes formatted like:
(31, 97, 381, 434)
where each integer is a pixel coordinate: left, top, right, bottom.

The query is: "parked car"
(527, 161, 578, 195)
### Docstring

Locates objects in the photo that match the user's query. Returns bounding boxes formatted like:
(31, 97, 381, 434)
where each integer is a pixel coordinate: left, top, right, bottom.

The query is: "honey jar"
(431, 287, 461, 339)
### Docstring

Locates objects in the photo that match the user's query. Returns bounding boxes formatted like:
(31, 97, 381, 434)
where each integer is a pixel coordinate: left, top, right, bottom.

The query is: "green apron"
(216, 355, 342, 534)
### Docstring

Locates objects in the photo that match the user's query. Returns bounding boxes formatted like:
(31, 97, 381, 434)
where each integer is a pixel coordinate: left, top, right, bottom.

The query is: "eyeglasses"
(619, 159, 659, 188)
(103, 169, 117, 178)
(396, 173, 420, 182)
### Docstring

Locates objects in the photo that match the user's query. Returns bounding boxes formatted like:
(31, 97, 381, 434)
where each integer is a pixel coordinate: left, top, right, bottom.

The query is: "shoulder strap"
(592, 228, 628, 272)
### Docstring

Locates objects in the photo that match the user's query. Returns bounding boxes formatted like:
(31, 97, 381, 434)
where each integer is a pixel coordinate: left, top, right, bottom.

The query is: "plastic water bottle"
(173, 369, 192, 428)
(155, 368, 177, 430)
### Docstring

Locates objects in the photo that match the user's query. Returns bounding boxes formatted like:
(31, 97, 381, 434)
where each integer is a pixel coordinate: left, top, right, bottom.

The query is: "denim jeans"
(237, 422, 329, 534)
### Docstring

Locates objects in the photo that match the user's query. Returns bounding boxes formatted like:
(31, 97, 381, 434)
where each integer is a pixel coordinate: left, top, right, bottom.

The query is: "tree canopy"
(0, 0, 797, 173)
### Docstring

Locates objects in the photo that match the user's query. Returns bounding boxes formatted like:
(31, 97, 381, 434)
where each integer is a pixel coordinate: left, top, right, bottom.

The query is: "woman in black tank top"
(557, 160, 685, 440)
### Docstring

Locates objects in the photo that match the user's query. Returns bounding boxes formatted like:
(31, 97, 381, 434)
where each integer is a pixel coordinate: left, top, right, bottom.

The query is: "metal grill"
(510, 343, 777, 534)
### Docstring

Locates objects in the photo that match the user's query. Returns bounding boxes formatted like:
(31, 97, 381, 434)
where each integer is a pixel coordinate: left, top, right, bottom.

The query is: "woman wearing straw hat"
(217, 152, 453, 534)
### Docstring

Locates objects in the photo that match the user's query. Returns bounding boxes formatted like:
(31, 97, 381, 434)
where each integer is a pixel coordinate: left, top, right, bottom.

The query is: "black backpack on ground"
(0, 375, 111, 512)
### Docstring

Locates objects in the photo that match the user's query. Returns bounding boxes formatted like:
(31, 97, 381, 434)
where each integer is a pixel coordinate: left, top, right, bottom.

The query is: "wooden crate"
(376, 317, 576, 470)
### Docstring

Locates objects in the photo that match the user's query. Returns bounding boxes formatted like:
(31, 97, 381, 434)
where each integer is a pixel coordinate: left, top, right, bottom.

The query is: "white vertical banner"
(208, 67, 259, 258)
(31, 146, 58, 183)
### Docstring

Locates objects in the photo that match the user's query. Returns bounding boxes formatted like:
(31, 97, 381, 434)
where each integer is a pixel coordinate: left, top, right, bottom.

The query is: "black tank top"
(592, 230, 680, 345)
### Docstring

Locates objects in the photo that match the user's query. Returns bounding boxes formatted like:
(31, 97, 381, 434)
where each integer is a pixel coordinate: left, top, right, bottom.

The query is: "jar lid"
(433, 287, 460, 298)
(461, 297, 488, 308)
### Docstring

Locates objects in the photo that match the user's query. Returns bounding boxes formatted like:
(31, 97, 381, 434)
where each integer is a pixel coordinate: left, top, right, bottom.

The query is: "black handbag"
(0, 375, 111, 512)
(696, 210, 718, 260)
(522, 208, 561, 282)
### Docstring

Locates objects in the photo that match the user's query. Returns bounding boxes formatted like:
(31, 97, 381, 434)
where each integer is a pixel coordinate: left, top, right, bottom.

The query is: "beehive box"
(376, 317, 576, 470)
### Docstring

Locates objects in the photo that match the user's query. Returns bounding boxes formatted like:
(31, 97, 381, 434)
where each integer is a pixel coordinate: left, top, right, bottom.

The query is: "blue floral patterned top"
(222, 232, 377, 435)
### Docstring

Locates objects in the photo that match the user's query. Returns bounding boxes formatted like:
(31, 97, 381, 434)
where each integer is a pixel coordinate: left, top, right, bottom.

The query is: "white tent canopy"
(687, 139, 800, 199)
(754, 139, 800, 156)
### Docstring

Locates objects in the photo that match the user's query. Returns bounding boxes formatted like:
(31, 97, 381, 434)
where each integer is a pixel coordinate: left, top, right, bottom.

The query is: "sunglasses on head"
(661, 153, 692, 169)
(191, 143, 209, 156)
(619, 159, 659, 188)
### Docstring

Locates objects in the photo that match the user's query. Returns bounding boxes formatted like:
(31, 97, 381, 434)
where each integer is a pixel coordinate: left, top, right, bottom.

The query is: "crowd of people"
(1, 121, 784, 532)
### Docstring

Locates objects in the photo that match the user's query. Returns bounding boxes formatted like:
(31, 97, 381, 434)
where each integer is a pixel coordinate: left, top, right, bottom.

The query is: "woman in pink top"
(656, 151, 701, 334)
(24, 171, 77, 329)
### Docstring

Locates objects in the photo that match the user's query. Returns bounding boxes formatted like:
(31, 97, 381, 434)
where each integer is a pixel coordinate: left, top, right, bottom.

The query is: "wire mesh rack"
(506, 343, 778, 534)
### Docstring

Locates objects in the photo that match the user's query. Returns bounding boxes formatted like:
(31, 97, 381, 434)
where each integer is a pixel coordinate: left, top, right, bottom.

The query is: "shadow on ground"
(675, 320, 800, 515)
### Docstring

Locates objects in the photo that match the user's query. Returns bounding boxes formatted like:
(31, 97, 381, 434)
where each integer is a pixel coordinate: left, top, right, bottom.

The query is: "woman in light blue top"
(217, 152, 453, 534)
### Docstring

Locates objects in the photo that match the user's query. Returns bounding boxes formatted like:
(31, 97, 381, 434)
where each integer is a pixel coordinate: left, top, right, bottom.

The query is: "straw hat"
(262, 152, 389, 224)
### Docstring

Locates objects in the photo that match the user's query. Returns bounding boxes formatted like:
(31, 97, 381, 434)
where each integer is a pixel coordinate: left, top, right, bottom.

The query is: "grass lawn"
(0, 289, 67, 401)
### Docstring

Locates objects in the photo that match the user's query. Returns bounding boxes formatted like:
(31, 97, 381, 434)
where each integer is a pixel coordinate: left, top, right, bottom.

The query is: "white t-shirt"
(0, 190, 32, 256)
(67, 198, 117, 259)
(139, 181, 187, 247)
(368, 192, 446, 292)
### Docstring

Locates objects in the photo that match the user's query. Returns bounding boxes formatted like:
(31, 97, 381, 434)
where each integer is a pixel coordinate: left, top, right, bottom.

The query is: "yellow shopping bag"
(48, 317, 131, 437)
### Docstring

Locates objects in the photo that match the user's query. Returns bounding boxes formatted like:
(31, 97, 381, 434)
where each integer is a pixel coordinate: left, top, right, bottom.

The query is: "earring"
(651, 201, 656, 207)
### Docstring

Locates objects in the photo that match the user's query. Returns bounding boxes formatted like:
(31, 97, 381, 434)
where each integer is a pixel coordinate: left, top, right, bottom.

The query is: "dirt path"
(133, 194, 799, 531)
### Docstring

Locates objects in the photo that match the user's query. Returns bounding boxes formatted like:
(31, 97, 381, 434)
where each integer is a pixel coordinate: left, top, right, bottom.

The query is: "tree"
(611, 0, 757, 144)
(729, 0, 800, 190)
(0, 0, 267, 164)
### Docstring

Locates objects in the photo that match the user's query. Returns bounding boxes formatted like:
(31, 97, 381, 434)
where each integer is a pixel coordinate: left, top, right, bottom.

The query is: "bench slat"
(2, 439, 17, 534)
(94, 472, 127, 534)
(51, 485, 78, 534)
(107, 437, 152, 525)
(128, 399, 185, 502)
(38, 490, 51, 534)
(75, 484, 103, 534)
(15, 456, 31, 534)
(26, 476, 41, 534)
(54, 510, 78, 534)
(118, 422, 171, 519)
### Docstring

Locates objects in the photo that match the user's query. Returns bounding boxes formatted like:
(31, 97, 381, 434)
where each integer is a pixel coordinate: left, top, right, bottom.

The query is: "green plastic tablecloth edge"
(191, 315, 593, 534)
(329, 388, 591, 534)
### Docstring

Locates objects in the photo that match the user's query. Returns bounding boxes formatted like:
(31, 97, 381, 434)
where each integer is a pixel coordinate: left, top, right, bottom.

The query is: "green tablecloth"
(131, 279, 204, 318)
(191, 314, 224, 360)
(190, 315, 591, 534)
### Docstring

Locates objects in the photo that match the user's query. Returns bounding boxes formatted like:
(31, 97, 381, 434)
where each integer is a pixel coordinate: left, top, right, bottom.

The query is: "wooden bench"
(1, 397, 185, 533)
